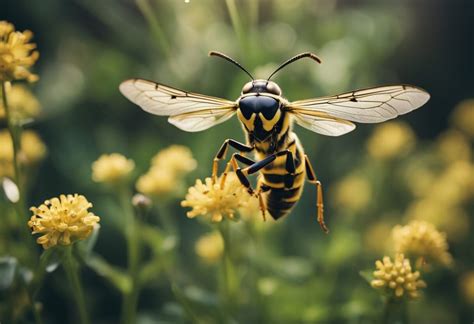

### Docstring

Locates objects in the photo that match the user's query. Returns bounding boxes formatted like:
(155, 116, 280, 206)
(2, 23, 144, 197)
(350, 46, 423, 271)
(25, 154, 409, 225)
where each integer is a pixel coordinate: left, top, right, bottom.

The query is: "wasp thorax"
(241, 80, 282, 96)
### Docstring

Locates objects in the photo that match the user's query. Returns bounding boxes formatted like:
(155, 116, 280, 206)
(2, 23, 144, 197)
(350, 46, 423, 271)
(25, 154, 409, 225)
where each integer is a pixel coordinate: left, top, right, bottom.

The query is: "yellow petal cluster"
(0, 83, 40, 121)
(194, 231, 224, 263)
(92, 153, 135, 184)
(332, 174, 372, 212)
(151, 145, 197, 174)
(181, 172, 252, 222)
(436, 130, 471, 165)
(366, 121, 415, 160)
(28, 194, 100, 249)
(392, 221, 452, 266)
(460, 271, 474, 305)
(136, 145, 196, 196)
(371, 254, 426, 299)
(0, 21, 39, 82)
(451, 99, 474, 138)
(0, 129, 46, 177)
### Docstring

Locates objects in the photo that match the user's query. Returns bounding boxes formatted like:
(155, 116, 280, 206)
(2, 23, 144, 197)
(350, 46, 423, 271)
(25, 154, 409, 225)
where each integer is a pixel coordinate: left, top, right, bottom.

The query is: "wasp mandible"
(120, 52, 430, 232)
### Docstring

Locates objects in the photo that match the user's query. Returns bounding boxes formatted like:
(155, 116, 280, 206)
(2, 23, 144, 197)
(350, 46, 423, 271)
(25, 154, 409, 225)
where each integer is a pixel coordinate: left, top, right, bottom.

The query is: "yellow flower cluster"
(451, 99, 474, 138)
(392, 221, 452, 266)
(0, 129, 46, 177)
(371, 254, 426, 299)
(194, 231, 224, 263)
(28, 194, 100, 249)
(332, 174, 372, 212)
(181, 172, 253, 222)
(92, 153, 135, 184)
(366, 121, 415, 160)
(136, 145, 196, 196)
(460, 271, 474, 305)
(0, 21, 39, 82)
(0, 83, 40, 122)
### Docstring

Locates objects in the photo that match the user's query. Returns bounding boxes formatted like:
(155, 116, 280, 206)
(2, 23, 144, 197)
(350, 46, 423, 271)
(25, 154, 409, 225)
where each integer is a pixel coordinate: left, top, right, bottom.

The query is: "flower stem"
(63, 246, 90, 324)
(382, 297, 409, 324)
(118, 186, 140, 324)
(1, 81, 35, 255)
(218, 221, 237, 315)
(225, 0, 248, 53)
(1, 82, 21, 187)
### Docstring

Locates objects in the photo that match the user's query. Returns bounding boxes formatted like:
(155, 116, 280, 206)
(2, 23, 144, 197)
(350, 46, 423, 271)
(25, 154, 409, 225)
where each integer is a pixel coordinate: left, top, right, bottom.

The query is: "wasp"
(120, 51, 430, 232)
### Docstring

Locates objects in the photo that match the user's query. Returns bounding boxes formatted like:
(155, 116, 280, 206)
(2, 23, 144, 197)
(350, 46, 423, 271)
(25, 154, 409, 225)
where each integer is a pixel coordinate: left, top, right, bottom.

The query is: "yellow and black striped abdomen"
(257, 133, 306, 219)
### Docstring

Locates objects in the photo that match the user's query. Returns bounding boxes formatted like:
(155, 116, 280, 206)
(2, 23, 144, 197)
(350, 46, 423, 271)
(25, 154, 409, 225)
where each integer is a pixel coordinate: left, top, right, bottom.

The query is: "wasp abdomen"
(265, 186, 304, 219)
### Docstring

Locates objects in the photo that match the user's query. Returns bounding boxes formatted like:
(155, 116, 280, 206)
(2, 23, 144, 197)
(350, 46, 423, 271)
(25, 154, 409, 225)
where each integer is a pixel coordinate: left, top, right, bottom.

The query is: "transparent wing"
(287, 85, 430, 124)
(291, 111, 356, 136)
(119, 79, 237, 131)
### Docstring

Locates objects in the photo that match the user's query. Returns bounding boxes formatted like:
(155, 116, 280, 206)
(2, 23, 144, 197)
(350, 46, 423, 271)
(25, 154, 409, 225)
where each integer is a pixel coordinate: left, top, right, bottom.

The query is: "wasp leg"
(255, 183, 271, 221)
(212, 139, 254, 184)
(220, 153, 255, 188)
(304, 155, 328, 233)
(236, 150, 293, 194)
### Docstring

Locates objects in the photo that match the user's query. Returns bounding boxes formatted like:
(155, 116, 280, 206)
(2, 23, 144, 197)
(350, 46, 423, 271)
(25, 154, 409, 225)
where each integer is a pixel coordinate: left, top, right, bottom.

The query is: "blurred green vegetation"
(1, 0, 473, 323)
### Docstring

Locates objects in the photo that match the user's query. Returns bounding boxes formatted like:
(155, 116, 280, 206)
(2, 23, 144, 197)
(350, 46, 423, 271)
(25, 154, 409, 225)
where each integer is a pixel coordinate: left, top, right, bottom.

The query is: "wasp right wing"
(286, 85, 429, 136)
(119, 79, 237, 132)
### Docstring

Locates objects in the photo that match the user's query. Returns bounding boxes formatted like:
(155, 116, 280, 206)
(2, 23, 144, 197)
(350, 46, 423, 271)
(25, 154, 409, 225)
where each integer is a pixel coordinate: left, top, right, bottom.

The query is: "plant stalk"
(119, 186, 140, 324)
(63, 246, 89, 324)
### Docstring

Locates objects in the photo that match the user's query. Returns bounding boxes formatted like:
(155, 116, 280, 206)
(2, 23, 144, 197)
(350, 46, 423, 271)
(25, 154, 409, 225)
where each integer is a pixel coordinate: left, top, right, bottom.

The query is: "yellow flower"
(28, 194, 100, 249)
(451, 99, 474, 138)
(151, 145, 197, 175)
(436, 130, 471, 165)
(194, 231, 224, 263)
(92, 153, 135, 184)
(181, 172, 252, 222)
(332, 174, 372, 212)
(0, 21, 39, 82)
(367, 121, 416, 160)
(392, 221, 452, 266)
(136, 145, 197, 196)
(460, 271, 474, 305)
(0, 82, 40, 121)
(21, 130, 47, 164)
(0, 129, 46, 176)
(136, 167, 177, 196)
(371, 253, 426, 299)
(406, 198, 470, 241)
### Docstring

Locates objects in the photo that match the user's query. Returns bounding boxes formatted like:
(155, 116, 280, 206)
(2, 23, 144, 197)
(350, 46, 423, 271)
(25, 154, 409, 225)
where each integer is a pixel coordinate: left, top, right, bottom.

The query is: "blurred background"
(2, 0, 474, 322)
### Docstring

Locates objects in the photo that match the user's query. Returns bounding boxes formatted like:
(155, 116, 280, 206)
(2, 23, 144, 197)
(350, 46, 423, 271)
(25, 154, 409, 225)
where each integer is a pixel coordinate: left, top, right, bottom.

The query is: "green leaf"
(0, 256, 18, 290)
(359, 270, 374, 285)
(86, 254, 131, 294)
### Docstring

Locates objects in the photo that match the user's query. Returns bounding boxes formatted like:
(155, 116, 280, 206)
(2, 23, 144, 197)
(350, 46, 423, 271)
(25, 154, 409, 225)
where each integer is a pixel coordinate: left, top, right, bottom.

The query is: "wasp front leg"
(212, 139, 254, 184)
(304, 155, 328, 233)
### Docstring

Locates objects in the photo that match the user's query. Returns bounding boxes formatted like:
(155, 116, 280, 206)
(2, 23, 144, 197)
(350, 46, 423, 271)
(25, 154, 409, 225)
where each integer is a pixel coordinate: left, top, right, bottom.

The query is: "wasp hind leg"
(212, 139, 254, 184)
(304, 155, 328, 233)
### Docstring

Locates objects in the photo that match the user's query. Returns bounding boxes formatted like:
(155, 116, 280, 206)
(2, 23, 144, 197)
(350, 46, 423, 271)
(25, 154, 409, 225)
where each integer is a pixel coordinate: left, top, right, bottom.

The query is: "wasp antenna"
(267, 52, 322, 81)
(209, 51, 254, 80)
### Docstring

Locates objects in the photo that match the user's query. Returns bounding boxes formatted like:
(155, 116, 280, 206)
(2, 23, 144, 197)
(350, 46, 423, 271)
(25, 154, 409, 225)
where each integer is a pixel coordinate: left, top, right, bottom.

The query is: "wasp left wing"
(286, 85, 429, 136)
(119, 79, 237, 132)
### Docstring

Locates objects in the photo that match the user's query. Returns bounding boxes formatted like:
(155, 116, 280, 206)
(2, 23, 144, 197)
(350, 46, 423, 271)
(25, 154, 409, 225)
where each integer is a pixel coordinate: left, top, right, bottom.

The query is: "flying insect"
(119, 51, 430, 232)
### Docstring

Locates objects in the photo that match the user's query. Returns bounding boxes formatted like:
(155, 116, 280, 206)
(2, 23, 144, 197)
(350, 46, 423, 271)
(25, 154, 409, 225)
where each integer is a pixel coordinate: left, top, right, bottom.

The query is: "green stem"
(1, 81, 35, 258)
(1, 82, 21, 187)
(136, 0, 171, 58)
(63, 246, 89, 324)
(225, 0, 248, 53)
(218, 221, 236, 315)
(155, 202, 177, 234)
(382, 297, 409, 324)
(118, 186, 140, 324)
